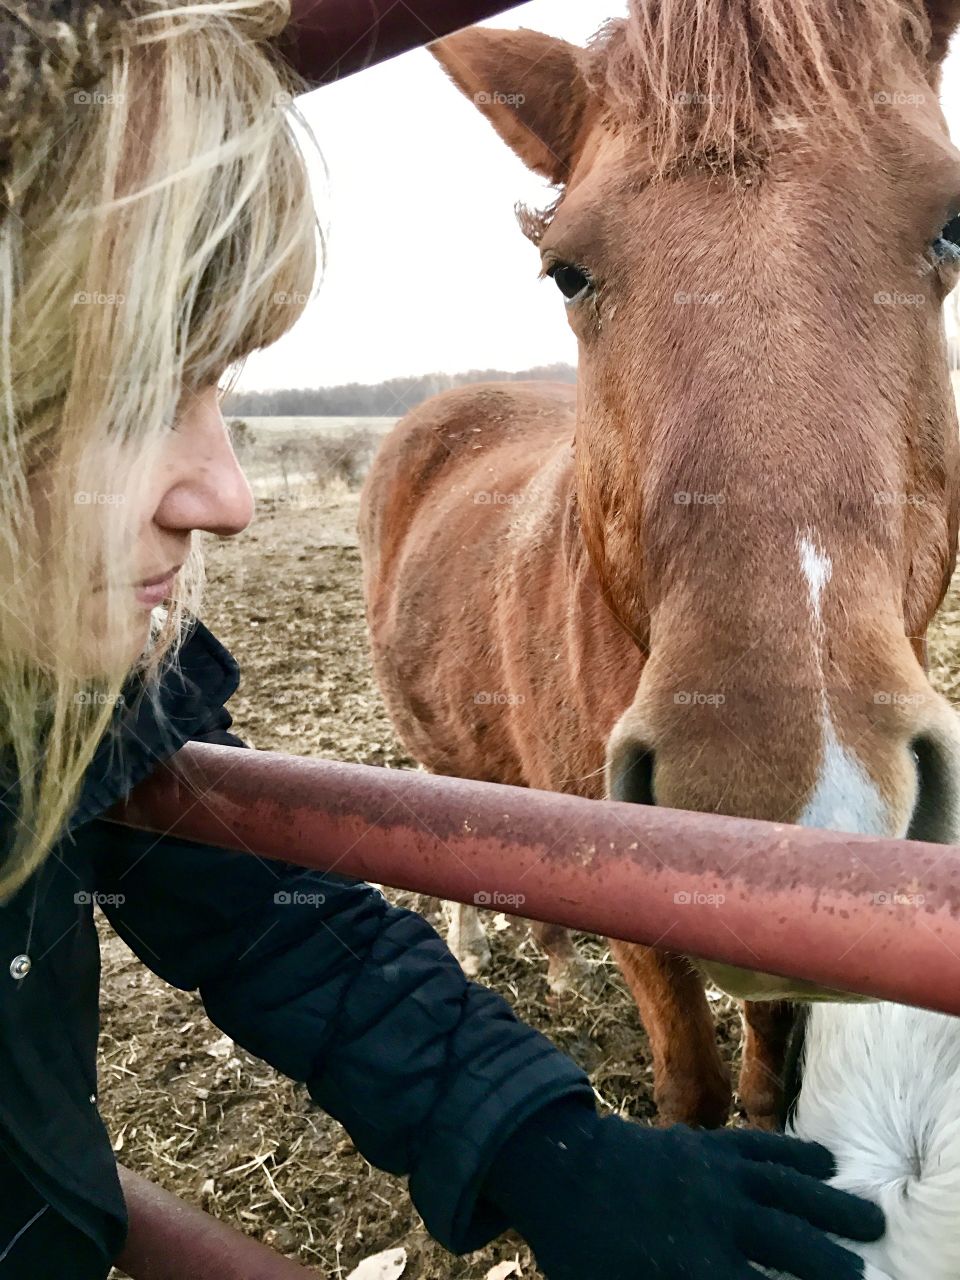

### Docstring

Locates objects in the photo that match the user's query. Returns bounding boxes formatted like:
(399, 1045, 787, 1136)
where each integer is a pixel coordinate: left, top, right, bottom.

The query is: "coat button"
(9, 954, 30, 980)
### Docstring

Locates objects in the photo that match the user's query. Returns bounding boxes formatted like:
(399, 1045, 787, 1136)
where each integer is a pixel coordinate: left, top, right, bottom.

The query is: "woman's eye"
(547, 262, 593, 302)
(931, 213, 960, 265)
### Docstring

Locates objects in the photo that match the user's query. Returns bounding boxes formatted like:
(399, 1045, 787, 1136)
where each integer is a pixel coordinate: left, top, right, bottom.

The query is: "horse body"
(361, 377, 786, 1125)
(360, 381, 639, 800)
(360, 2, 960, 1265)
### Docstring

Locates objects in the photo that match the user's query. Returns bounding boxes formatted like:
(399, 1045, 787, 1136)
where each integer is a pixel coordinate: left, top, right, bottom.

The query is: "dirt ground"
(101, 475, 960, 1280)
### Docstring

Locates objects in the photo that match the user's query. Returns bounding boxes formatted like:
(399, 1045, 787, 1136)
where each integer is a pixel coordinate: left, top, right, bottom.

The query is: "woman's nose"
(153, 390, 255, 537)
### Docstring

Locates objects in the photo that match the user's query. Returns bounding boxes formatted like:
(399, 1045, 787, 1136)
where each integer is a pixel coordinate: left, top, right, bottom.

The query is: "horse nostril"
(907, 734, 958, 843)
(608, 740, 656, 805)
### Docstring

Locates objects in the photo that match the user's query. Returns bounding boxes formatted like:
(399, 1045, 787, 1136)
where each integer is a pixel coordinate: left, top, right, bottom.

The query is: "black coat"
(0, 616, 593, 1270)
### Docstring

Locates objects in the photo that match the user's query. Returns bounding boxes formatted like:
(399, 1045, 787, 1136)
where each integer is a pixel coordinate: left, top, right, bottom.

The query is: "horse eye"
(547, 263, 593, 302)
(931, 212, 960, 265)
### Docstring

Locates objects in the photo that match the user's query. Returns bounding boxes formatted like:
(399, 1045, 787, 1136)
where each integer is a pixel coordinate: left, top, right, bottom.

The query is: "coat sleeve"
(88, 730, 595, 1253)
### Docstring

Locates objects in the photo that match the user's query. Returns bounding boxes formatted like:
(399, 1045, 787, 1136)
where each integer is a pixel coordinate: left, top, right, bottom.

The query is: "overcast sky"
(235, 1, 960, 392)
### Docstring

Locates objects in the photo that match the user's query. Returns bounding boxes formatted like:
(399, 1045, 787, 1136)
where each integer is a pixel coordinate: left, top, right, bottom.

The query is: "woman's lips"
(134, 567, 180, 607)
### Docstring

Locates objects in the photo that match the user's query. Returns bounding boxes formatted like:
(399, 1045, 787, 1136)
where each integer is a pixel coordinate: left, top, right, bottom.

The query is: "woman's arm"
(87, 815, 594, 1254)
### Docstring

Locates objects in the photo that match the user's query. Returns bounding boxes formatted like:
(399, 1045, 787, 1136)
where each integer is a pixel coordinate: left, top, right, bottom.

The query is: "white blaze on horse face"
(794, 528, 893, 836)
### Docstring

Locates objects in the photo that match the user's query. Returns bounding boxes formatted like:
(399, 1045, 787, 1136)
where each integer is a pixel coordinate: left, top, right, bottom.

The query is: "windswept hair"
(581, 0, 933, 175)
(0, 0, 322, 901)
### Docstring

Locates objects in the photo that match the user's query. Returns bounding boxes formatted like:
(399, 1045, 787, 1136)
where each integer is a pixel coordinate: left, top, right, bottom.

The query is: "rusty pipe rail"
(275, 0, 529, 86)
(115, 1166, 317, 1278)
(107, 742, 960, 1016)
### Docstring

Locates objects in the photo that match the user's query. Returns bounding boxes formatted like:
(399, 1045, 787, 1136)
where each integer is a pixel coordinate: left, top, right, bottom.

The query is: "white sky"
(235, 1, 960, 392)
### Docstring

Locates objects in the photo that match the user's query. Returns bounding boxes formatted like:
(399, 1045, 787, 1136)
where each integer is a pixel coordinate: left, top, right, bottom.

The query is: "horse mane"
(581, 0, 932, 175)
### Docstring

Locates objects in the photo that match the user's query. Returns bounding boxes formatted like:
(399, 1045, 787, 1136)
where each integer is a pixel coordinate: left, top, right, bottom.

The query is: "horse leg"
(608, 940, 731, 1128)
(442, 901, 491, 977)
(738, 1000, 797, 1130)
(531, 921, 590, 996)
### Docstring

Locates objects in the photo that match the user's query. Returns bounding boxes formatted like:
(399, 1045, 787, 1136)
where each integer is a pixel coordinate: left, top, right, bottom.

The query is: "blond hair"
(0, 0, 321, 900)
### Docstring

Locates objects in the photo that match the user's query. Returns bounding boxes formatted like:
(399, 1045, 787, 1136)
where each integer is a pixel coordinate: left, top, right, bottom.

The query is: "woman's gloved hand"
(480, 1096, 885, 1279)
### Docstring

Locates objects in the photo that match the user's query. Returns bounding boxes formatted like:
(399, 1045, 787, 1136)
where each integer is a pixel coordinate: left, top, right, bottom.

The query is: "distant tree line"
(223, 362, 577, 417)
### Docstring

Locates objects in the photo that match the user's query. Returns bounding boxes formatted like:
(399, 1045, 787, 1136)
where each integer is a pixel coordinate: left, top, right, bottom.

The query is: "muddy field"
(102, 437, 960, 1279)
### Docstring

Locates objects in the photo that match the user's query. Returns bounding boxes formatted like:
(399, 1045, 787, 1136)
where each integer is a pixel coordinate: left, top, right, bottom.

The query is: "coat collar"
(66, 615, 241, 831)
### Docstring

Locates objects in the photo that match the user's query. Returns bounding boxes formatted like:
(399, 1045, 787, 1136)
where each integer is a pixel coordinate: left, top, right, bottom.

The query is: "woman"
(0, 3, 884, 1277)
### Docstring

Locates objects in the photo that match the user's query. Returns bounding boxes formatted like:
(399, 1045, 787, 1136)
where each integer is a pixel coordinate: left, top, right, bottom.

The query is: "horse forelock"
(578, 0, 933, 175)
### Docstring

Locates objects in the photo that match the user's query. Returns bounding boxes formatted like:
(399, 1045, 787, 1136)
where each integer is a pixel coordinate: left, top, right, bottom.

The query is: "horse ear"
(924, 0, 960, 63)
(429, 27, 591, 184)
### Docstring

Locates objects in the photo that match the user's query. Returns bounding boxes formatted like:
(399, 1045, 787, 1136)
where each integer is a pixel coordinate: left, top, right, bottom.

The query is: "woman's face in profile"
(128, 381, 255, 650)
(137, 381, 254, 592)
(23, 383, 256, 675)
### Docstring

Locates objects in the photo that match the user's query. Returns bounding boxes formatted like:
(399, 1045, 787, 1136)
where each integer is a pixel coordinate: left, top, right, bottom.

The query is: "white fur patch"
(796, 529, 831, 624)
(795, 528, 893, 835)
(788, 1003, 960, 1280)
(798, 716, 895, 835)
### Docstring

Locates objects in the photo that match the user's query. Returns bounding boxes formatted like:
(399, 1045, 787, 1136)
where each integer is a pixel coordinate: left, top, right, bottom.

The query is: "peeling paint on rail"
(107, 742, 960, 1016)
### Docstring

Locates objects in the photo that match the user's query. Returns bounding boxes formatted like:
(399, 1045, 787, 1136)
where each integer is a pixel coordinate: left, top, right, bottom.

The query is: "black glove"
(480, 1096, 884, 1279)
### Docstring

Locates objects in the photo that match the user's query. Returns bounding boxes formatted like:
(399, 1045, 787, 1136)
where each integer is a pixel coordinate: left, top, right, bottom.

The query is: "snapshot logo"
(874, 90, 926, 106)
(75, 890, 125, 907)
(72, 89, 125, 107)
(475, 90, 525, 106)
(73, 291, 125, 306)
(674, 890, 726, 907)
(873, 690, 926, 707)
(673, 90, 723, 106)
(74, 690, 125, 708)
(874, 887, 926, 908)
(74, 491, 126, 505)
(674, 290, 725, 306)
(474, 889, 526, 907)
(474, 691, 525, 706)
(674, 691, 726, 706)
(874, 491, 925, 507)
(674, 491, 725, 506)
(274, 890, 326, 907)
(874, 290, 926, 307)
(474, 491, 526, 506)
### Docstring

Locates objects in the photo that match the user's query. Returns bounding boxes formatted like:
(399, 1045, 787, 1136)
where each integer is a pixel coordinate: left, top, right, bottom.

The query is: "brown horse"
(358, 0, 960, 1129)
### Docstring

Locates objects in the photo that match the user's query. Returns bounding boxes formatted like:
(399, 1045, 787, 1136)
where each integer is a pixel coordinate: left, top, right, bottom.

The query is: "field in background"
(227, 416, 398, 501)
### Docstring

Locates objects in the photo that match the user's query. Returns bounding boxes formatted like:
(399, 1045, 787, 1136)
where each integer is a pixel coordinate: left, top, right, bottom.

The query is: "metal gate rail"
(107, 741, 960, 1017)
